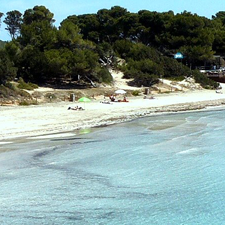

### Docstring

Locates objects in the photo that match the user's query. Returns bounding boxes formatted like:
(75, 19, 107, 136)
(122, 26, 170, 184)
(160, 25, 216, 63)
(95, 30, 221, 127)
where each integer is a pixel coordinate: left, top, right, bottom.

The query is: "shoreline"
(1, 89, 225, 142)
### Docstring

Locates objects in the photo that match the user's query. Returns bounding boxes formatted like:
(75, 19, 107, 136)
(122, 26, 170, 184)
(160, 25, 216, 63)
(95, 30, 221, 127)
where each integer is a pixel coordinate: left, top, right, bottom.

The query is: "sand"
(1, 87, 225, 141)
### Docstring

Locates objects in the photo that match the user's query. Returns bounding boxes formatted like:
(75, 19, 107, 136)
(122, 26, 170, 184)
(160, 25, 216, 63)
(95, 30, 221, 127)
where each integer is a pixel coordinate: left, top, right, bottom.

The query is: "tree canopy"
(0, 5, 223, 89)
(3, 10, 22, 39)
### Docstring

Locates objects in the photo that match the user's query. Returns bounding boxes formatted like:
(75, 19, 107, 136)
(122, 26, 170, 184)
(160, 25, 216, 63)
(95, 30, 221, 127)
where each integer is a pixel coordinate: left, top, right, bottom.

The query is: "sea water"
(0, 108, 225, 224)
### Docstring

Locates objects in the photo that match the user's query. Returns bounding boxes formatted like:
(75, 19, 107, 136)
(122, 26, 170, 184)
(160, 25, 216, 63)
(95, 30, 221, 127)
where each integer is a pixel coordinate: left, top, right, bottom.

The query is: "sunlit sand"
(1, 87, 225, 141)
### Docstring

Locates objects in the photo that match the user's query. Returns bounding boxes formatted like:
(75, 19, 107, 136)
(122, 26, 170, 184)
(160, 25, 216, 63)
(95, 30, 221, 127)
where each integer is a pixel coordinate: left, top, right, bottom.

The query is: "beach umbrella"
(78, 97, 91, 109)
(115, 89, 126, 94)
(78, 97, 91, 102)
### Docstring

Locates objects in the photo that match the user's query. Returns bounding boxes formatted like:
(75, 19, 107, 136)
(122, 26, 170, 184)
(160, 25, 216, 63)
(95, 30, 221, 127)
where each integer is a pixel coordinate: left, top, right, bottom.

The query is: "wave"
(0, 141, 13, 145)
(176, 147, 201, 155)
(27, 132, 76, 140)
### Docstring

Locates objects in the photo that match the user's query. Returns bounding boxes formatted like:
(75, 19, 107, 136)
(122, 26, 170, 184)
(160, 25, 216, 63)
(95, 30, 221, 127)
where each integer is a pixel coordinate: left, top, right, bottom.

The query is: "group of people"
(109, 95, 128, 102)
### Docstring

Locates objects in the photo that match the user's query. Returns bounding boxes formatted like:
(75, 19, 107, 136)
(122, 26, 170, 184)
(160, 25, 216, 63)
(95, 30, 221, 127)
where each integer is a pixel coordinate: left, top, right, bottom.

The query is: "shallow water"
(0, 109, 225, 224)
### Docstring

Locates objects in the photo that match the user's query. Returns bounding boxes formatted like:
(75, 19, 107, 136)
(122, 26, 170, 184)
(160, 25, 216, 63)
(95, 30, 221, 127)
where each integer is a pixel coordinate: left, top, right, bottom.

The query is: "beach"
(1, 88, 225, 142)
(1, 85, 225, 224)
(0, 105, 224, 224)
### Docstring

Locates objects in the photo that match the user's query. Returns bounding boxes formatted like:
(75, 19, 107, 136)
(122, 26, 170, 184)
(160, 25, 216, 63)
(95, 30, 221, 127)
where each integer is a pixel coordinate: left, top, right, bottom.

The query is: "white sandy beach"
(1, 87, 225, 141)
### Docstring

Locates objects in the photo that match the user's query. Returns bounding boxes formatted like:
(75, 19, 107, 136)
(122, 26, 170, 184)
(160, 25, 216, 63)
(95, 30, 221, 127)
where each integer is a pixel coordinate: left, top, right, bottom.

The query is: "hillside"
(0, 5, 222, 93)
(0, 68, 209, 106)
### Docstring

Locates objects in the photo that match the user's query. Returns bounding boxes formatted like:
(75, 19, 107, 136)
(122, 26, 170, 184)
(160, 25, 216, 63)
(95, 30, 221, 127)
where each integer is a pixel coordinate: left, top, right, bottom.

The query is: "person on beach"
(78, 106, 84, 110)
(118, 96, 128, 102)
(68, 106, 77, 110)
(68, 106, 84, 110)
(109, 95, 116, 102)
(143, 95, 155, 99)
(100, 100, 111, 104)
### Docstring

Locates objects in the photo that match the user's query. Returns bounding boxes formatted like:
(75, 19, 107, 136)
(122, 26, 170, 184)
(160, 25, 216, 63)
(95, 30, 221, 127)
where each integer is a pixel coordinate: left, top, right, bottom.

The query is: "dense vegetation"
(1, 5, 225, 91)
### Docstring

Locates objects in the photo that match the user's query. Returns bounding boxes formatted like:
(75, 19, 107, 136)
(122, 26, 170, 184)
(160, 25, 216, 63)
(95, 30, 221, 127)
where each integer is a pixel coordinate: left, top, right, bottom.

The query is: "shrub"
(0, 83, 32, 99)
(5, 82, 17, 91)
(162, 57, 191, 78)
(132, 90, 141, 96)
(0, 49, 17, 85)
(0, 85, 11, 98)
(17, 78, 38, 90)
(96, 67, 113, 84)
(19, 100, 38, 106)
(125, 59, 163, 77)
(192, 70, 219, 89)
(17, 89, 32, 98)
(128, 72, 159, 87)
(44, 93, 57, 101)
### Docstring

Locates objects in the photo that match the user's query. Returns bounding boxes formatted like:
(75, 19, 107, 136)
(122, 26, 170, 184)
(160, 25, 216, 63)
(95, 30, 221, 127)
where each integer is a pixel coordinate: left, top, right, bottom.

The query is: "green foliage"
(113, 40, 133, 58)
(97, 42, 113, 58)
(44, 93, 57, 101)
(23, 5, 55, 25)
(17, 78, 38, 90)
(192, 70, 219, 89)
(131, 90, 141, 96)
(20, 20, 57, 50)
(125, 58, 163, 77)
(96, 67, 113, 83)
(16, 45, 47, 83)
(57, 20, 82, 48)
(0, 40, 6, 49)
(3, 10, 22, 39)
(44, 49, 70, 79)
(213, 11, 225, 25)
(75, 14, 100, 42)
(0, 49, 17, 84)
(1, 5, 225, 90)
(0, 84, 13, 98)
(119, 43, 172, 86)
(129, 72, 159, 87)
(162, 57, 191, 78)
(0, 82, 31, 98)
(5, 82, 17, 90)
(19, 100, 38, 106)
(4, 41, 20, 62)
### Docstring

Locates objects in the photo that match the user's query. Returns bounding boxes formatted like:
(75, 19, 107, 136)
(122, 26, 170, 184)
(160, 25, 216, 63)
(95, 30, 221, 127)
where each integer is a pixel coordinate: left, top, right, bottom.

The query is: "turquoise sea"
(0, 108, 225, 224)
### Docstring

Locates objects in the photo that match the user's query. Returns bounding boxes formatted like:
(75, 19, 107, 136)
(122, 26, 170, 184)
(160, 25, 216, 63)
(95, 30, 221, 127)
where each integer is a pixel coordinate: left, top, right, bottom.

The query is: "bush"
(44, 93, 57, 101)
(0, 85, 11, 98)
(0, 49, 17, 85)
(5, 82, 17, 91)
(113, 40, 133, 58)
(128, 72, 159, 87)
(132, 90, 141, 96)
(125, 59, 163, 77)
(97, 67, 113, 84)
(17, 78, 38, 90)
(19, 100, 38, 106)
(127, 43, 162, 62)
(192, 70, 219, 89)
(162, 57, 191, 78)
(0, 83, 32, 99)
